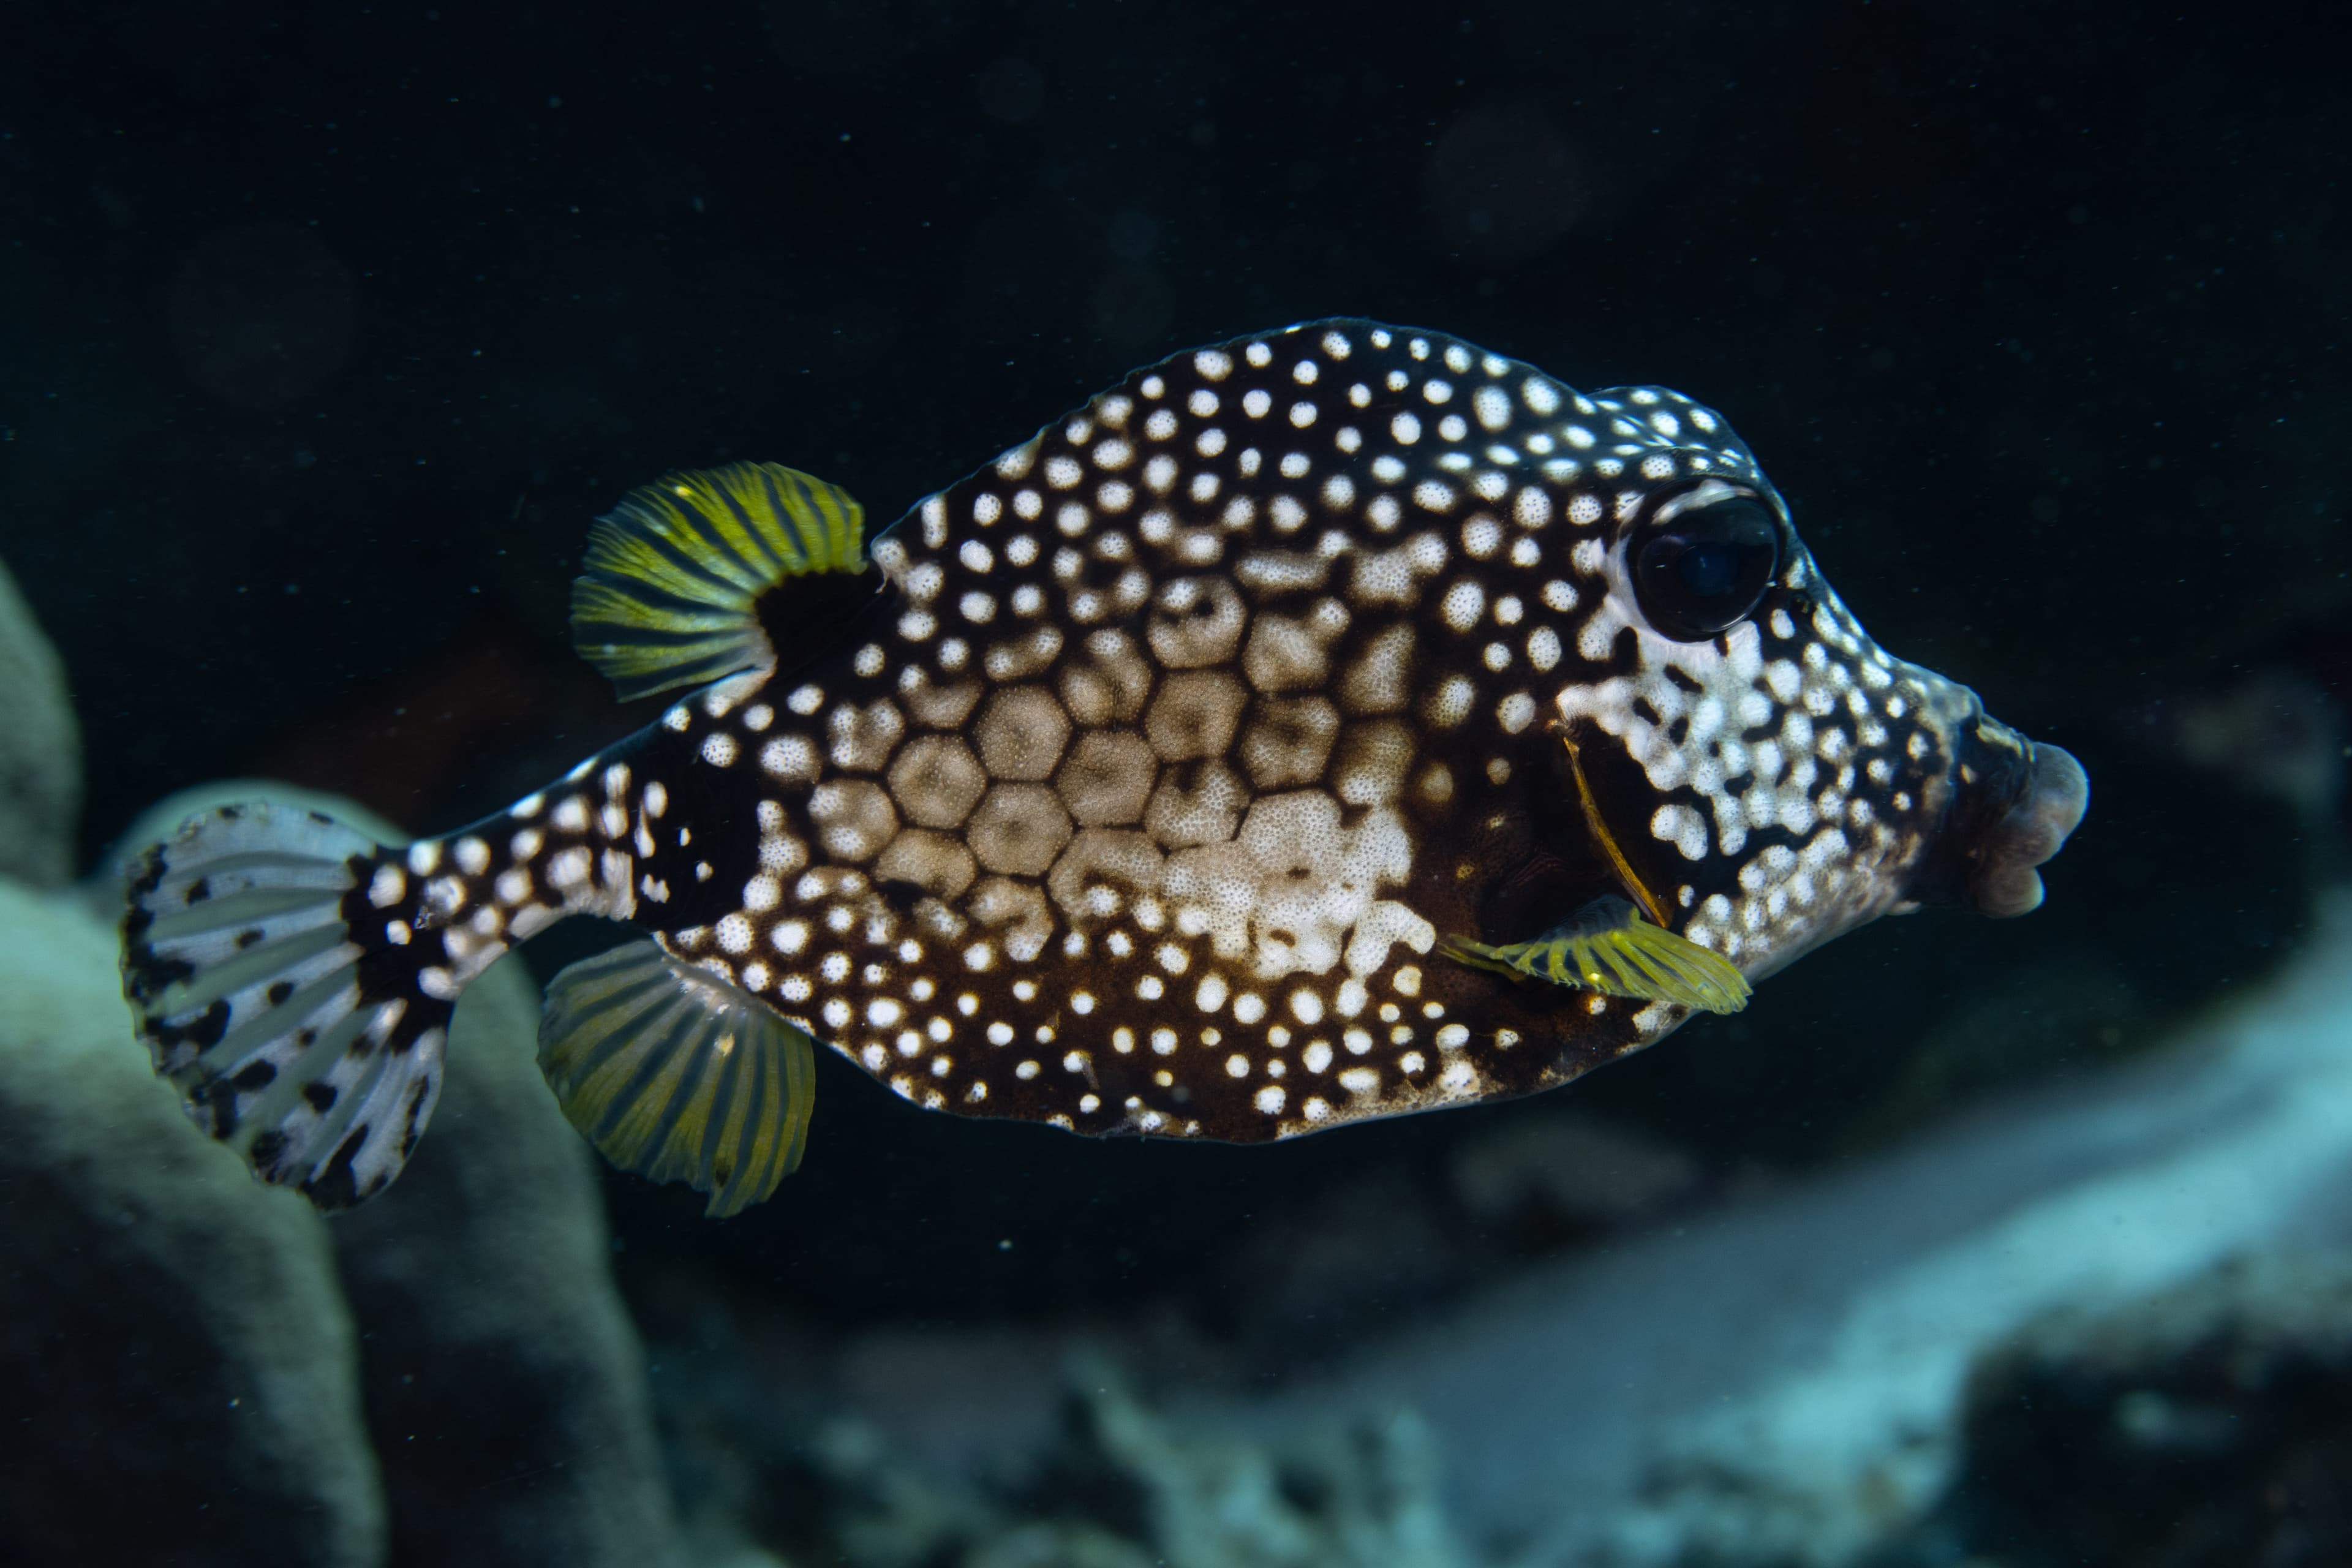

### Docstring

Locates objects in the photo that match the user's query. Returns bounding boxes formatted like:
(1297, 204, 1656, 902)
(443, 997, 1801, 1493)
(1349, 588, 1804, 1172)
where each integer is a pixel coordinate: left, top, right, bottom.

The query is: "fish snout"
(1914, 714, 2090, 918)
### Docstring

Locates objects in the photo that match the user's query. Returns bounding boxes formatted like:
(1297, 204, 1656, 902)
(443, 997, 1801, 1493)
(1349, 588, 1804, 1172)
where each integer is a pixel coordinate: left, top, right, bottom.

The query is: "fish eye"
(1631, 494, 1781, 640)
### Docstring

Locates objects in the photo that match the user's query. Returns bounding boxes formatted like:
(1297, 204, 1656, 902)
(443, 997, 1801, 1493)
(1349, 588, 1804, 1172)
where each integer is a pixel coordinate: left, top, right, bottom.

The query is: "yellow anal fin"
(537, 937, 815, 1217)
(570, 461, 866, 701)
(1443, 897, 1751, 1016)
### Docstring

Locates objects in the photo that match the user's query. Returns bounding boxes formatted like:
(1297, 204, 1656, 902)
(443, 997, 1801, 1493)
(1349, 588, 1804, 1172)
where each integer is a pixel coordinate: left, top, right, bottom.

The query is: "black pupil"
(1634, 497, 1779, 640)
(1678, 541, 1744, 598)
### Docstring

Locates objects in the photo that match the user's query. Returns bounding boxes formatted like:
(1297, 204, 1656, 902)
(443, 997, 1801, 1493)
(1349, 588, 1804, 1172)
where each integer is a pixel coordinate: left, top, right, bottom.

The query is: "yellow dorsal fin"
(569, 461, 866, 701)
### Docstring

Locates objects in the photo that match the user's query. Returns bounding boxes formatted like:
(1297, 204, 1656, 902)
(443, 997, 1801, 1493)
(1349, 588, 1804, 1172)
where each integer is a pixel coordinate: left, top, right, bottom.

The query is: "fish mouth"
(1968, 734, 2089, 916)
(1913, 714, 2090, 918)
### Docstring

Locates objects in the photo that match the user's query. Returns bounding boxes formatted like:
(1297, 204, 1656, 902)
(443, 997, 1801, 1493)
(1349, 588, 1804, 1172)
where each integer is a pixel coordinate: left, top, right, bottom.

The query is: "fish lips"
(1912, 714, 2090, 918)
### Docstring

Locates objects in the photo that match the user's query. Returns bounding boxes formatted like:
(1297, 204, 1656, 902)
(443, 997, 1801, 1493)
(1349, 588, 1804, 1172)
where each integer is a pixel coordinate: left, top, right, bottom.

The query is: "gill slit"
(1557, 721, 1670, 929)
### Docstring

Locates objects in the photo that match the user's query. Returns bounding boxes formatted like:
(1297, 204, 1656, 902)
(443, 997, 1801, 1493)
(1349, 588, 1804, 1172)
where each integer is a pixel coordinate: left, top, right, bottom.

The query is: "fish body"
(122, 320, 2087, 1215)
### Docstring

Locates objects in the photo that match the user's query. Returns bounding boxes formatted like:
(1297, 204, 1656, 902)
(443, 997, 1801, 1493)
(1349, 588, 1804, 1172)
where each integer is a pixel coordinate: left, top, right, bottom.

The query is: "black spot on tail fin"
(120, 801, 462, 1212)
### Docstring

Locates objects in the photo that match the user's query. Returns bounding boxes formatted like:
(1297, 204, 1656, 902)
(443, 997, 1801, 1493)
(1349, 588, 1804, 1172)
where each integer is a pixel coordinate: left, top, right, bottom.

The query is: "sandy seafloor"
(2, 2, 2349, 1564)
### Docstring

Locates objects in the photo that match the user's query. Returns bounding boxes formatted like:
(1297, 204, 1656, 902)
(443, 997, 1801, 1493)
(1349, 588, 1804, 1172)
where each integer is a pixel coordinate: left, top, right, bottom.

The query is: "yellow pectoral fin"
(1443, 910, 1751, 1016)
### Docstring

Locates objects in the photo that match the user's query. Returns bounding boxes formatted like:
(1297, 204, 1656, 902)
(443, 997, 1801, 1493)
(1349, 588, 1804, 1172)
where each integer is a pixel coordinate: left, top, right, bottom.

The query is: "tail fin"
(121, 801, 466, 1211)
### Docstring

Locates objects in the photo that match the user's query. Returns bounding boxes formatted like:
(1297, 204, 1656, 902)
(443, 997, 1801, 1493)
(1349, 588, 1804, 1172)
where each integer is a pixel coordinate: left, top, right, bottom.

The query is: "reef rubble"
(1256, 894, 2352, 1566)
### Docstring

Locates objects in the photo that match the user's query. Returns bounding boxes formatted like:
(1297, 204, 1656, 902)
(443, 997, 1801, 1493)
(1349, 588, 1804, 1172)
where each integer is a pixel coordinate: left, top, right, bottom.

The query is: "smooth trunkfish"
(120, 320, 2089, 1216)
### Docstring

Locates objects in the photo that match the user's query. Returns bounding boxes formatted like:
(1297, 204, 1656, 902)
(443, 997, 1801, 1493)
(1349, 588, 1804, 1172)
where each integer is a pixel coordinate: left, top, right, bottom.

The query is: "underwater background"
(2, 2, 2348, 1564)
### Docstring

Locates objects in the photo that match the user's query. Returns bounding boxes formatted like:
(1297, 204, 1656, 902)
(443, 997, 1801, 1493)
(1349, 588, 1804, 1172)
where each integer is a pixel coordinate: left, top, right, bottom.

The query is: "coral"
(659, 1346, 1469, 1567)
(0, 876, 385, 1567)
(1894, 1249, 2352, 1568)
(0, 554, 80, 888)
(110, 782, 690, 1568)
